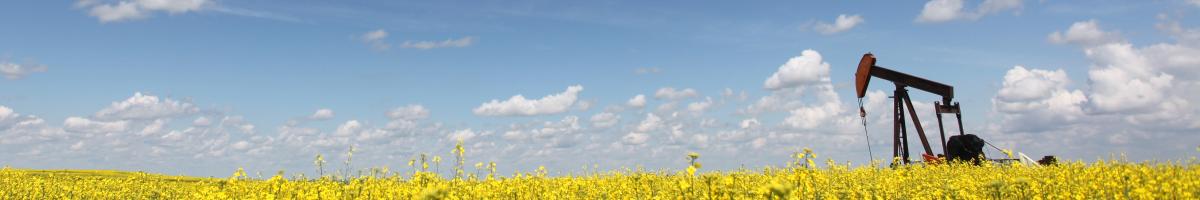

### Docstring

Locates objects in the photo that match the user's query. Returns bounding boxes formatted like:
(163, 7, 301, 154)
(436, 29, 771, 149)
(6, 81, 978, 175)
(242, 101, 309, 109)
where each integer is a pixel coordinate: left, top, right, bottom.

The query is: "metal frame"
(856, 53, 966, 164)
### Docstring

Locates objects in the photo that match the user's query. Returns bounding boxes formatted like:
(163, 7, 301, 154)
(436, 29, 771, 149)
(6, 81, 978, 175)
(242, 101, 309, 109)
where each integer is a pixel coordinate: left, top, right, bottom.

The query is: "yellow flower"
(9, 140, 1197, 199)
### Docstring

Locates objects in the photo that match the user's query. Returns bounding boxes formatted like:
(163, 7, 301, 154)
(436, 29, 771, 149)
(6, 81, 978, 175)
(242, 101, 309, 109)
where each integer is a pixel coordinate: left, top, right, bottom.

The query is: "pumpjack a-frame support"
(855, 53, 966, 164)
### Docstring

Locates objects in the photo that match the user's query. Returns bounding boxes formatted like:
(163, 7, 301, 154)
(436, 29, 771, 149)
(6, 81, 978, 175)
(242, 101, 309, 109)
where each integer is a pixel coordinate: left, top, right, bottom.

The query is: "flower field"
(2, 153, 1197, 199)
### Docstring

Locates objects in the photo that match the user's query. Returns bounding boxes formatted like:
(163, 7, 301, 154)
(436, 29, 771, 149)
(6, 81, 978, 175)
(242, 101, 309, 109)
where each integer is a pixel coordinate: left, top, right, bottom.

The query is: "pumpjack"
(854, 53, 977, 165)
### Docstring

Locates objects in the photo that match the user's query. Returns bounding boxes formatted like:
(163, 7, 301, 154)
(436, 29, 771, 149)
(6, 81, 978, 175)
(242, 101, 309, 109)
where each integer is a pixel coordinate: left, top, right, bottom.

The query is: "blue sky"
(1, 0, 1198, 177)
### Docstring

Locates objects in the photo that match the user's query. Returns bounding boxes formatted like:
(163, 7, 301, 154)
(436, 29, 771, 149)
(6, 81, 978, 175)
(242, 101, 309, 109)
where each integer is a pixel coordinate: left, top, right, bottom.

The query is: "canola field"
(2, 149, 1198, 199)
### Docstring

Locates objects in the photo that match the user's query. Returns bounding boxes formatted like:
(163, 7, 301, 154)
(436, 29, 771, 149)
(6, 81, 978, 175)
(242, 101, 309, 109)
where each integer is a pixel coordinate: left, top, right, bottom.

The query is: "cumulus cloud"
(745, 49, 880, 138)
(474, 85, 584, 116)
(1048, 20, 1122, 46)
(1084, 43, 1177, 114)
(621, 132, 649, 145)
(589, 112, 620, 128)
(813, 14, 864, 35)
(627, 94, 647, 108)
(0, 106, 21, 126)
(634, 113, 663, 133)
(308, 108, 334, 120)
(334, 120, 362, 137)
(448, 128, 480, 141)
(0, 62, 48, 80)
(916, 0, 1022, 23)
(686, 97, 714, 113)
(654, 87, 699, 100)
(739, 118, 760, 129)
(991, 66, 1087, 131)
(401, 36, 477, 50)
(385, 104, 431, 130)
(82, 0, 211, 23)
(1048, 20, 1189, 117)
(982, 19, 1200, 159)
(996, 66, 1072, 104)
(140, 119, 168, 135)
(782, 100, 844, 129)
(764, 49, 830, 90)
(0, 106, 54, 138)
(94, 92, 197, 120)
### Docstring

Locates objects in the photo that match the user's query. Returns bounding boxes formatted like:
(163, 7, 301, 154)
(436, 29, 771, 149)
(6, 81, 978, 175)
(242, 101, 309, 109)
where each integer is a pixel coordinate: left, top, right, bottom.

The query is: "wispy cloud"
(0, 61, 48, 80)
(209, 6, 304, 23)
(401, 36, 477, 50)
(360, 29, 391, 51)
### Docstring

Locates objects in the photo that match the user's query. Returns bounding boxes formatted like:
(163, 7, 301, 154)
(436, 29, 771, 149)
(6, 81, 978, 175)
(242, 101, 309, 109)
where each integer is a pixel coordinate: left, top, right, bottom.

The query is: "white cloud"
(334, 120, 362, 137)
(1046, 20, 1197, 123)
(621, 132, 649, 145)
(1084, 43, 1176, 114)
(916, 0, 1022, 23)
(589, 112, 620, 128)
(654, 102, 677, 113)
(1048, 20, 1122, 46)
(532, 115, 581, 141)
(0, 62, 48, 80)
(222, 116, 255, 134)
(384, 105, 433, 131)
(0, 106, 53, 140)
(361, 29, 390, 51)
(63, 117, 129, 133)
(448, 128, 479, 141)
(192, 116, 211, 126)
(813, 14, 864, 35)
(764, 49, 830, 90)
(916, 0, 965, 23)
(991, 66, 1088, 131)
(140, 119, 168, 135)
(635, 113, 663, 133)
(654, 87, 698, 100)
(747, 49, 869, 136)
(84, 0, 210, 23)
(995, 66, 1071, 103)
(89, 1, 145, 22)
(137, 0, 207, 13)
(94, 92, 197, 120)
(739, 118, 760, 129)
(574, 100, 593, 111)
(0, 106, 20, 126)
(982, 19, 1200, 158)
(400, 36, 477, 50)
(308, 108, 334, 120)
(626, 94, 647, 108)
(387, 104, 430, 120)
(70, 141, 85, 151)
(782, 101, 843, 129)
(686, 97, 714, 113)
(473, 85, 584, 116)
